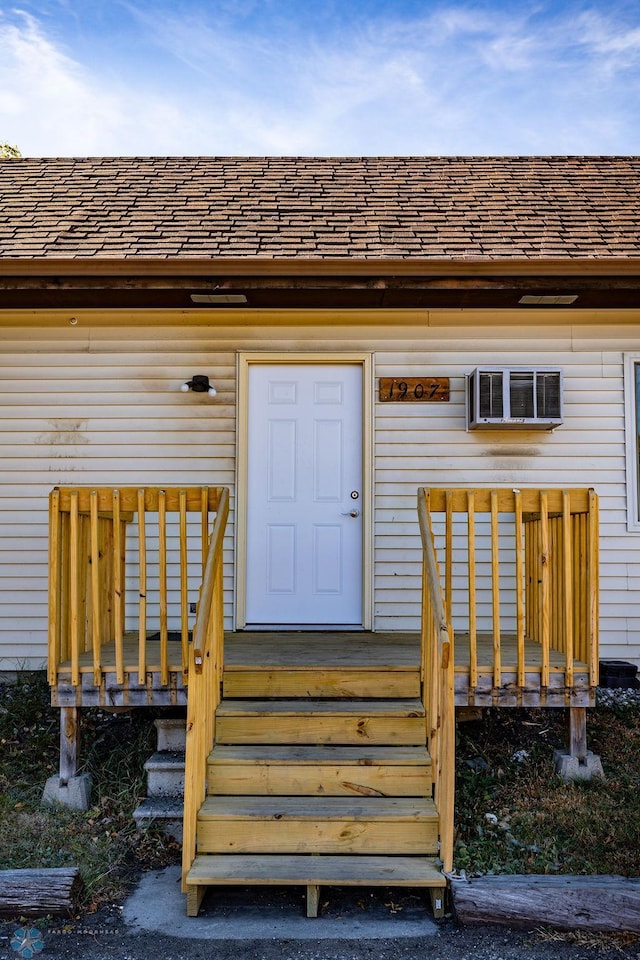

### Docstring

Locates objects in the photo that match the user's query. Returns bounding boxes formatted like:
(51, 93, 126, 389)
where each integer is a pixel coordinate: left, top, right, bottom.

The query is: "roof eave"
(1, 257, 640, 278)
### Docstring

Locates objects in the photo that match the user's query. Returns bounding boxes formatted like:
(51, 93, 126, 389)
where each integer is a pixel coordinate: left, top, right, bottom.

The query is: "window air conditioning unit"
(466, 368, 563, 430)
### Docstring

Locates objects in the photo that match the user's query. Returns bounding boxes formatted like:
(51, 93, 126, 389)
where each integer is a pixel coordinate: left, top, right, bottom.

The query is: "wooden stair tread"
(208, 745, 431, 765)
(198, 796, 437, 820)
(187, 854, 444, 886)
(216, 699, 425, 717)
(225, 664, 417, 673)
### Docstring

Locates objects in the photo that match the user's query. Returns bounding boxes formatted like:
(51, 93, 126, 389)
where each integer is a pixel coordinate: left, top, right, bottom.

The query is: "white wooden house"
(0, 155, 638, 914)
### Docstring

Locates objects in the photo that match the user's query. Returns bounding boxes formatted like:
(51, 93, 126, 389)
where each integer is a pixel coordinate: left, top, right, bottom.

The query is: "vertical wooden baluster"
(48, 490, 61, 686)
(588, 490, 599, 689)
(201, 487, 209, 576)
(524, 517, 531, 641)
(59, 512, 70, 665)
(445, 491, 453, 624)
(78, 516, 89, 656)
(69, 492, 80, 686)
(137, 488, 147, 684)
(562, 491, 574, 691)
(113, 490, 124, 685)
(159, 490, 169, 686)
(553, 518, 558, 651)
(514, 490, 525, 692)
(120, 513, 127, 644)
(574, 513, 581, 664)
(583, 511, 590, 667)
(180, 490, 189, 678)
(579, 513, 589, 663)
(540, 491, 550, 691)
(558, 516, 566, 655)
(99, 518, 113, 662)
(467, 491, 477, 696)
(90, 491, 102, 687)
(533, 513, 540, 644)
(490, 490, 501, 691)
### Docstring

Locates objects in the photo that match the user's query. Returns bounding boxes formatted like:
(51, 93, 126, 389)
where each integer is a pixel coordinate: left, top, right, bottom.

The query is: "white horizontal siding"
(1, 316, 640, 668)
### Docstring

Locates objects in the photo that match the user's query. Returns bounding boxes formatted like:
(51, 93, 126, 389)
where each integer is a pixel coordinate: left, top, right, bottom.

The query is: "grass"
(0, 672, 180, 912)
(1, 672, 639, 916)
(454, 702, 640, 877)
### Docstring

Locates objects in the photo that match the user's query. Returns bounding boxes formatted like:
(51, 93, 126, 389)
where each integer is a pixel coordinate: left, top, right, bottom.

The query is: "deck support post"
(429, 887, 446, 920)
(553, 707, 604, 781)
(306, 884, 320, 918)
(42, 707, 92, 811)
(186, 885, 206, 917)
(568, 706, 587, 762)
(59, 706, 80, 784)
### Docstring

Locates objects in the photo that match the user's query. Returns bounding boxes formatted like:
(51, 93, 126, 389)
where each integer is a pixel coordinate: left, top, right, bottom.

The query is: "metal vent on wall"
(467, 368, 563, 429)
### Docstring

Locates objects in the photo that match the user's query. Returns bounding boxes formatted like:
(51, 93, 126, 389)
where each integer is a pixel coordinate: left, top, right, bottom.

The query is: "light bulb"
(180, 382, 190, 393)
(207, 386, 217, 397)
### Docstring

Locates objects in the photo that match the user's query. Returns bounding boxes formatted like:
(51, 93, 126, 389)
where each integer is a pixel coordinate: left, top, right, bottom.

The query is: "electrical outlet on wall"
(189, 602, 197, 614)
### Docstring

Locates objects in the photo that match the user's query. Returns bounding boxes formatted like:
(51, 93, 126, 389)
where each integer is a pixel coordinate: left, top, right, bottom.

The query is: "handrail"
(181, 487, 229, 892)
(48, 486, 225, 688)
(417, 489, 455, 875)
(423, 487, 599, 698)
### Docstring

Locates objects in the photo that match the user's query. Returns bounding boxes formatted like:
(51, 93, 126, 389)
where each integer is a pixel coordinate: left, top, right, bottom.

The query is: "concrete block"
(42, 774, 92, 811)
(145, 751, 185, 797)
(155, 717, 186, 752)
(133, 796, 183, 842)
(553, 750, 605, 781)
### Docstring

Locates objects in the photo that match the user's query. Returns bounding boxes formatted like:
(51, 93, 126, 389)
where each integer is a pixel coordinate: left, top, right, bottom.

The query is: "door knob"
(341, 509, 360, 518)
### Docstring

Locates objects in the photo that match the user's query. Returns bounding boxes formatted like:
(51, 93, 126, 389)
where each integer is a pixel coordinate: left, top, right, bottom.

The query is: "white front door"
(245, 363, 363, 626)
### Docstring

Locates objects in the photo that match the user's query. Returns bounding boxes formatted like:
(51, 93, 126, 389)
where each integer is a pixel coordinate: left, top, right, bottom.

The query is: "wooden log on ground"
(0, 868, 81, 918)
(451, 875, 640, 932)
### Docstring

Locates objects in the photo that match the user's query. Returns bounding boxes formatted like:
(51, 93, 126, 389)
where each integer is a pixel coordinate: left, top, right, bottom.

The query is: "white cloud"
(0, 3, 639, 156)
(0, 12, 126, 153)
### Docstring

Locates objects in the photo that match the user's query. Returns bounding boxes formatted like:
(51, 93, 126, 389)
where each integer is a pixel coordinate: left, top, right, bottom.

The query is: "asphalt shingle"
(0, 155, 639, 261)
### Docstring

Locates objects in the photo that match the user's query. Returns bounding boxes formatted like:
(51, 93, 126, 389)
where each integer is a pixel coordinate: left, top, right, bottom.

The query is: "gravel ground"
(596, 685, 640, 708)
(2, 912, 639, 960)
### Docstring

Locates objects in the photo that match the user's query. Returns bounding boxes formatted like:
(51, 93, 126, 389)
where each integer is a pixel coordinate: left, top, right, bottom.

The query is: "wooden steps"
(196, 797, 439, 854)
(186, 669, 444, 918)
(187, 853, 444, 885)
(215, 699, 426, 745)
(208, 744, 432, 796)
(223, 668, 420, 699)
(186, 854, 446, 918)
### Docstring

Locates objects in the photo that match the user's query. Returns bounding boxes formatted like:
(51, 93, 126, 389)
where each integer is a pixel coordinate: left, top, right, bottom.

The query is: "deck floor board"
(57, 630, 587, 673)
(53, 630, 591, 708)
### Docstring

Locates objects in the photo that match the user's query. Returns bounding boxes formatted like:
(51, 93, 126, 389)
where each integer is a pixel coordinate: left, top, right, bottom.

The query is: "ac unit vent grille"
(536, 371, 562, 420)
(467, 368, 563, 429)
(479, 371, 504, 419)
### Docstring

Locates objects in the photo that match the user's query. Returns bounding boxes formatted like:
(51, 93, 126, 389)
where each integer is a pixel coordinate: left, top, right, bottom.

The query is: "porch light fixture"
(190, 294, 248, 304)
(518, 295, 578, 305)
(180, 375, 217, 397)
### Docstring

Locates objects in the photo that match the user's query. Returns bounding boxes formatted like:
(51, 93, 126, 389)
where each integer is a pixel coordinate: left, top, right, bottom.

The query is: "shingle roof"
(0, 156, 639, 261)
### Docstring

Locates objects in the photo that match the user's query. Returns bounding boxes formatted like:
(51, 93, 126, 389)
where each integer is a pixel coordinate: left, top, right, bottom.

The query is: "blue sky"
(1, 0, 639, 155)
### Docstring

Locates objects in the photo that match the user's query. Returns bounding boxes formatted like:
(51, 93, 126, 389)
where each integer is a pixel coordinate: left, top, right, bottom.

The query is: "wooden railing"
(181, 487, 229, 892)
(48, 487, 228, 687)
(417, 490, 455, 875)
(420, 488, 599, 693)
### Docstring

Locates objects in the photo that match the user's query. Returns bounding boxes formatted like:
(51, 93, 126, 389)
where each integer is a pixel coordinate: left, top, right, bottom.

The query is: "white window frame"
(624, 353, 640, 531)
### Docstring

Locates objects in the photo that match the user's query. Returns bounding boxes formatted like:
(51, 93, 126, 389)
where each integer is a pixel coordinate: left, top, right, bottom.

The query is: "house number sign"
(379, 377, 450, 402)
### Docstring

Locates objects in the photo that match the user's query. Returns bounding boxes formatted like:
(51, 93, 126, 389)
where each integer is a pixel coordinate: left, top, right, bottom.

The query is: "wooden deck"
(51, 630, 592, 708)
